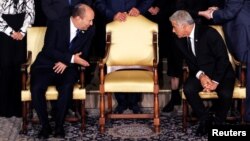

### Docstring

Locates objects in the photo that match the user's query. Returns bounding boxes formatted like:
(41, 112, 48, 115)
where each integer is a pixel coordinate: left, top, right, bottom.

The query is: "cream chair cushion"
(104, 70, 154, 92)
(21, 84, 86, 101)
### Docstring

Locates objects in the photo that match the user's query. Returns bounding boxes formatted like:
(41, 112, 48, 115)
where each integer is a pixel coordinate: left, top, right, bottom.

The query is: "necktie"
(187, 37, 195, 56)
(68, 0, 72, 5)
(69, 29, 80, 51)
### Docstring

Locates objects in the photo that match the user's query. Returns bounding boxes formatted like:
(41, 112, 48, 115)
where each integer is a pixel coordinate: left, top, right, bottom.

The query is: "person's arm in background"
(213, 0, 244, 23)
(19, 0, 35, 37)
(0, 2, 14, 36)
(135, 0, 154, 15)
(176, 0, 209, 20)
(95, 0, 115, 21)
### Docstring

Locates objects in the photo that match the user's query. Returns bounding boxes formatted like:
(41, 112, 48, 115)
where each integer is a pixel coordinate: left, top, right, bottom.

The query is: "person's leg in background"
(162, 35, 183, 113)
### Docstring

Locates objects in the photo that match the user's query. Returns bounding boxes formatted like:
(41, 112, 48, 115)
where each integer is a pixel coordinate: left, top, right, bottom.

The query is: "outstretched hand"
(74, 52, 90, 67)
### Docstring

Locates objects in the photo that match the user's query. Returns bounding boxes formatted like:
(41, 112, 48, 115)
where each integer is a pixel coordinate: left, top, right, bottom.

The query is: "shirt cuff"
(210, 11, 214, 19)
(71, 55, 74, 63)
(196, 70, 204, 79)
(5, 27, 13, 36)
(212, 80, 219, 84)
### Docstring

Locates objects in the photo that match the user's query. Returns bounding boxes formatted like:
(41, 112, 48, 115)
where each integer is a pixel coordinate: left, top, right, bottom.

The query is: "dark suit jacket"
(41, 0, 82, 21)
(95, 0, 154, 22)
(213, 0, 250, 61)
(32, 18, 95, 70)
(174, 25, 234, 83)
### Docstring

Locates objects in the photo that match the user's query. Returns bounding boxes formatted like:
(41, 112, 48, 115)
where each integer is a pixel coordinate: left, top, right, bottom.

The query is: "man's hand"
(198, 9, 213, 19)
(74, 52, 90, 67)
(148, 7, 160, 15)
(204, 81, 218, 92)
(53, 62, 67, 74)
(199, 73, 212, 90)
(11, 31, 24, 40)
(128, 7, 140, 16)
(114, 12, 127, 22)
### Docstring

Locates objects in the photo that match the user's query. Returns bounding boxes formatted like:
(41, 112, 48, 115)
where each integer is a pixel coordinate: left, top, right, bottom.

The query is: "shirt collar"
(189, 24, 195, 39)
(70, 18, 77, 34)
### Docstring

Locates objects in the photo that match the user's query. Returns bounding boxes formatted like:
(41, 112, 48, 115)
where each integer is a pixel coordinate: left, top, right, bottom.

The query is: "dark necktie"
(68, 0, 72, 5)
(69, 29, 80, 51)
(187, 37, 195, 57)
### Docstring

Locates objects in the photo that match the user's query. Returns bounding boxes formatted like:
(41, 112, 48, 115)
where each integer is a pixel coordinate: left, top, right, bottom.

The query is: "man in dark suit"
(94, 0, 154, 114)
(41, 0, 79, 22)
(30, 4, 95, 139)
(199, 0, 250, 123)
(170, 10, 235, 136)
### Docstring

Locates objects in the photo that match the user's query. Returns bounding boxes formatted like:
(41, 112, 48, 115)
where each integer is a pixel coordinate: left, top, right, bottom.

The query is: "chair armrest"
(182, 60, 189, 82)
(21, 51, 32, 90)
(232, 57, 246, 87)
(99, 59, 106, 85)
(21, 51, 32, 72)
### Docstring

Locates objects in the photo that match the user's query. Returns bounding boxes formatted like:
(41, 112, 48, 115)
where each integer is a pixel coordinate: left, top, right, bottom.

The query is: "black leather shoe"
(162, 101, 174, 113)
(54, 127, 65, 138)
(38, 125, 52, 139)
(195, 118, 212, 136)
(132, 105, 142, 114)
(114, 105, 126, 114)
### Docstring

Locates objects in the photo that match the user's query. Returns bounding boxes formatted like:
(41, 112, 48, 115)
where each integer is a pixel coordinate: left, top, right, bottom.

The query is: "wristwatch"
(10, 30, 14, 35)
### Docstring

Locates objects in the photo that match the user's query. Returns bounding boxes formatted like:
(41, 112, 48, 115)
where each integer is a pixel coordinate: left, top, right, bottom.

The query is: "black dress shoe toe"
(132, 106, 142, 114)
(114, 105, 126, 114)
(162, 102, 174, 113)
(54, 128, 65, 138)
(38, 125, 52, 139)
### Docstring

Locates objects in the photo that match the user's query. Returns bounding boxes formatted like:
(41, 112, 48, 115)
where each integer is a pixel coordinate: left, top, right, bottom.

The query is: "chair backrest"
(105, 15, 158, 67)
(210, 25, 235, 70)
(27, 27, 47, 65)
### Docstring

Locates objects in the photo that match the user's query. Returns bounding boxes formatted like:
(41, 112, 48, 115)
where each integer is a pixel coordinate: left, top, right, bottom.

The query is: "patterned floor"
(0, 109, 208, 141)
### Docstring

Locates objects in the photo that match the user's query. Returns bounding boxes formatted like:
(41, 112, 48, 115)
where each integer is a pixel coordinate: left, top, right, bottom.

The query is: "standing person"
(30, 4, 95, 139)
(144, 0, 182, 113)
(0, 0, 35, 117)
(170, 10, 235, 136)
(199, 0, 250, 123)
(95, 0, 154, 114)
(41, 0, 81, 22)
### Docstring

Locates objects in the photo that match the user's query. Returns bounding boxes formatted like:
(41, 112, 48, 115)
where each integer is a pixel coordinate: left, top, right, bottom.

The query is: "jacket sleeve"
(136, 0, 154, 14)
(207, 28, 231, 83)
(95, 0, 115, 21)
(213, 0, 245, 23)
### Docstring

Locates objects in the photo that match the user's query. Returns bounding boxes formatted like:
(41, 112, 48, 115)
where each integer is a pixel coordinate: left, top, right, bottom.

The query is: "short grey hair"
(169, 10, 194, 26)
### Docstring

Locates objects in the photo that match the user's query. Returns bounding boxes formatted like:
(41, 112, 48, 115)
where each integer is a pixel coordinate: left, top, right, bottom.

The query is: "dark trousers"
(183, 75, 235, 122)
(115, 93, 141, 109)
(30, 67, 77, 127)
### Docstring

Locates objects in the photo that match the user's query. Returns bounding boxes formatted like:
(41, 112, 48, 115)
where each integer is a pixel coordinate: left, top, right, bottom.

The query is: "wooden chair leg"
(99, 92, 105, 133)
(80, 100, 85, 131)
(108, 93, 112, 113)
(183, 99, 188, 132)
(154, 92, 160, 133)
(20, 101, 28, 134)
(241, 99, 245, 124)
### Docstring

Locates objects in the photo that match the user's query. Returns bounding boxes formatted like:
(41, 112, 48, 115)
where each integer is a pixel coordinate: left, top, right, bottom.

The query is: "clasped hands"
(11, 31, 24, 40)
(199, 74, 218, 92)
(53, 52, 89, 74)
(198, 6, 219, 19)
(114, 7, 140, 22)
